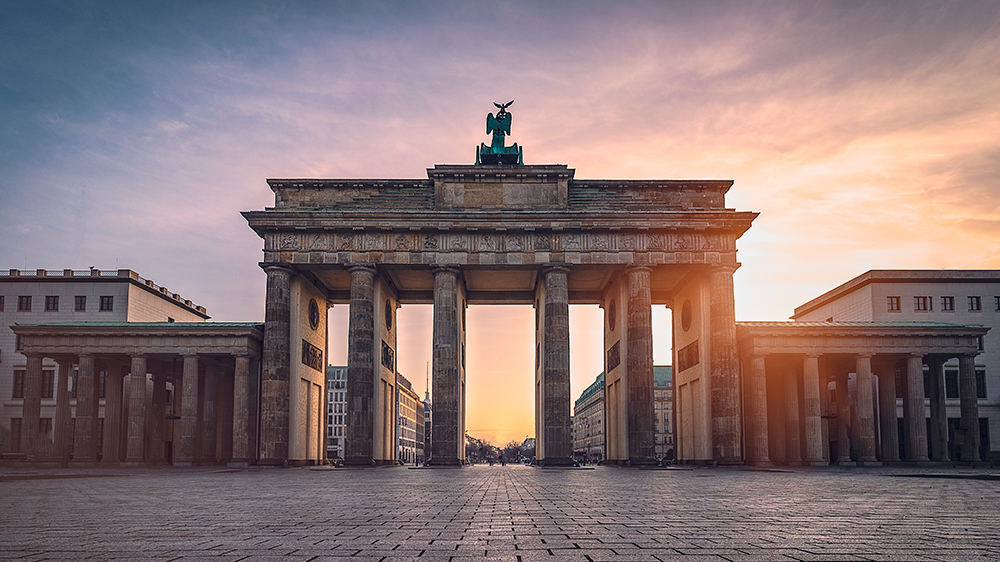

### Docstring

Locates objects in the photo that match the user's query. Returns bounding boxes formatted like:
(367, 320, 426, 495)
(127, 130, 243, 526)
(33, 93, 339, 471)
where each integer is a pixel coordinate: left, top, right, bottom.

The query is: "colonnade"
(17, 351, 258, 466)
(743, 352, 983, 465)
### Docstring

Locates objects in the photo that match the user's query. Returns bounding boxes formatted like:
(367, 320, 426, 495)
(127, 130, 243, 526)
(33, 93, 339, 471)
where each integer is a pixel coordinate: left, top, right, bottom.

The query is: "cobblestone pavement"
(2, 464, 999, 562)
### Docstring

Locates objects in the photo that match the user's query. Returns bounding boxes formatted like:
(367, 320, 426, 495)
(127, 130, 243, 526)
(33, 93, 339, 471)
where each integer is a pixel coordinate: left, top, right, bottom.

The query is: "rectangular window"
(914, 296, 932, 311)
(44, 295, 59, 311)
(10, 418, 21, 453)
(968, 296, 982, 311)
(0, 295, 4, 311)
(941, 296, 954, 311)
(15, 334, 24, 351)
(42, 369, 54, 399)
(17, 295, 31, 311)
(40, 418, 52, 438)
(12, 370, 25, 398)
(945, 369, 960, 398)
(75, 295, 86, 311)
(887, 296, 901, 312)
(976, 369, 987, 399)
(99, 295, 114, 311)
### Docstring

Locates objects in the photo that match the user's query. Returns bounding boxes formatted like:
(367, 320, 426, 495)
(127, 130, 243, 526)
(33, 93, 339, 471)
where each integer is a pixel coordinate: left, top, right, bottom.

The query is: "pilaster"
(229, 352, 252, 466)
(927, 357, 949, 462)
(124, 355, 148, 464)
(72, 354, 100, 464)
(903, 353, 929, 462)
(175, 353, 200, 466)
(54, 360, 73, 466)
(801, 355, 826, 465)
(21, 354, 44, 461)
(853, 354, 879, 465)
(745, 354, 770, 466)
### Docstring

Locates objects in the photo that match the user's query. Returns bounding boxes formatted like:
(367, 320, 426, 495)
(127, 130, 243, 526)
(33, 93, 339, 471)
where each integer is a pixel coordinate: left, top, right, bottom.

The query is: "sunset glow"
(3, 1, 999, 446)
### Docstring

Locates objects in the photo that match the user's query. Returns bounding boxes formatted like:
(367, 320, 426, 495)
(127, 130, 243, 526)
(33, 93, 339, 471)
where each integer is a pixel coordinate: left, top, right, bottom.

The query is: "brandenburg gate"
(243, 104, 758, 466)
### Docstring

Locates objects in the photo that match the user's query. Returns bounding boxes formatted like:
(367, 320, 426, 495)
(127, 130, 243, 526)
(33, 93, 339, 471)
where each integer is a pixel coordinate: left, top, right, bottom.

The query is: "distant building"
(423, 389, 432, 464)
(792, 270, 999, 461)
(653, 366, 674, 460)
(326, 366, 347, 460)
(395, 372, 424, 464)
(573, 372, 605, 463)
(1, 268, 209, 455)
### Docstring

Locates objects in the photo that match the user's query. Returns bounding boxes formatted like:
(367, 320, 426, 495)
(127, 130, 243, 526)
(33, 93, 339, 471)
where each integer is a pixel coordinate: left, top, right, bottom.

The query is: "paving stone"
(1, 465, 999, 561)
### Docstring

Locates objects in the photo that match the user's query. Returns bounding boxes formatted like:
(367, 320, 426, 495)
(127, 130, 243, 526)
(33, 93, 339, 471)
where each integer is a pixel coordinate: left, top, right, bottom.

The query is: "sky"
(3, 1, 999, 446)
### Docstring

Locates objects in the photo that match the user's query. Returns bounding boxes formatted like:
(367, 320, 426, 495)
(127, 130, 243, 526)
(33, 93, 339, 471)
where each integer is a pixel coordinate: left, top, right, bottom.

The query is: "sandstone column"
(927, 357, 949, 462)
(708, 266, 741, 463)
(230, 352, 252, 466)
(73, 354, 100, 463)
(903, 353, 929, 462)
(625, 266, 656, 465)
(854, 354, 879, 465)
(802, 354, 825, 465)
(54, 360, 73, 466)
(785, 366, 803, 464)
(835, 369, 852, 464)
(102, 365, 124, 463)
(876, 365, 900, 463)
(219, 367, 235, 463)
(345, 264, 376, 466)
(430, 266, 463, 466)
(958, 354, 981, 462)
(21, 353, 44, 460)
(539, 265, 574, 466)
(201, 364, 219, 464)
(259, 263, 294, 464)
(745, 354, 771, 465)
(175, 353, 200, 466)
(124, 355, 148, 464)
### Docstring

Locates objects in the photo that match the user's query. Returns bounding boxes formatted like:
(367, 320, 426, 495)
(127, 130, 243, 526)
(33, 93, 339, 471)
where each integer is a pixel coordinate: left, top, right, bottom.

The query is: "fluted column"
(708, 266, 741, 464)
(102, 365, 125, 463)
(124, 355, 148, 463)
(958, 354, 981, 462)
(539, 265, 574, 466)
(21, 354, 44, 460)
(854, 354, 879, 464)
(876, 365, 900, 463)
(259, 263, 293, 464)
(219, 367, 234, 463)
(745, 354, 771, 465)
(835, 369, 852, 464)
(785, 366, 802, 464)
(175, 353, 200, 466)
(927, 358, 949, 461)
(802, 355, 825, 465)
(54, 360, 73, 466)
(625, 266, 656, 465)
(430, 266, 463, 466)
(73, 354, 100, 463)
(903, 353, 929, 462)
(201, 364, 219, 464)
(230, 353, 252, 466)
(345, 264, 376, 466)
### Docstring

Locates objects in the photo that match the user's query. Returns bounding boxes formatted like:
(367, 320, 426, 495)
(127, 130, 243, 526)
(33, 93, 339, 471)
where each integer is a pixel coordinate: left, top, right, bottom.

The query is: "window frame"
(17, 295, 31, 312)
(99, 295, 114, 311)
(75, 295, 87, 312)
(941, 296, 955, 311)
(44, 295, 59, 312)
(887, 296, 901, 312)
(968, 296, 982, 312)
(12, 370, 25, 398)
(914, 296, 932, 312)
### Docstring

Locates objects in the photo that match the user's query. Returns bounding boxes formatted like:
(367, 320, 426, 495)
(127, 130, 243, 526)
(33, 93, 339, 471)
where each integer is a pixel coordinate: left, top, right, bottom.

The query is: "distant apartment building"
(396, 372, 424, 464)
(573, 372, 605, 463)
(423, 391, 432, 463)
(326, 365, 347, 460)
(654, 365, 674, 460)
(792, 270, 998, 460)
(1, 268, 208, 455)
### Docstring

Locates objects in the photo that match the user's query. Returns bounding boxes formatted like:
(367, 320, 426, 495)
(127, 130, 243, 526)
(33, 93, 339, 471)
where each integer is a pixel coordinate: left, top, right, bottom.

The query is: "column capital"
(259, 262, 294, 274)
(232, 349, 251, 358)
(130, 353, 147, 360)
(908, 352, 925, 359)
(541, 263, 571, 275)
(804, 353, 822, 359)
(708, 263, 741, 275)
(856, 353, 874, 359)
(347, 263, 377, 274)
(22, 351, 43, 360)
(624, 264, 652, 274)
(180, 351, 199, 358)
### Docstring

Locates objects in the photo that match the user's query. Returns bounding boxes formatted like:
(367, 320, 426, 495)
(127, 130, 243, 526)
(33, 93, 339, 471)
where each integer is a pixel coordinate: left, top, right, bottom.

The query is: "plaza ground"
(2, 464, 998, 561)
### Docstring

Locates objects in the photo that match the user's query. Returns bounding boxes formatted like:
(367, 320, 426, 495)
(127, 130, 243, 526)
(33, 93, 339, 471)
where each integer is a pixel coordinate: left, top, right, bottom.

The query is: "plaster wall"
(602, 275, 629, 462)
(373, 276, 397, 462)
(672, 274, 714, 462)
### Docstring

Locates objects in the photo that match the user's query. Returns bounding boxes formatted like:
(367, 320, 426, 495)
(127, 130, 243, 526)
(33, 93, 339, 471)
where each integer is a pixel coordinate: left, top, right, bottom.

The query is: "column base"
(858, 460, 882, 467)
(119, 461, 159, 467)
(747, 460, 774, 467)
(227, 460, 250, 468)
(427, 457, 464, 467)
(837, 461, 857, 467)
(807, 461, 830, 467)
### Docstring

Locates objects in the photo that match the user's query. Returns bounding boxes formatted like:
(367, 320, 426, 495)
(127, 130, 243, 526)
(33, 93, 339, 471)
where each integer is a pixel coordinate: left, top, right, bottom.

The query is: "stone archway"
(244, 163, 757, 466)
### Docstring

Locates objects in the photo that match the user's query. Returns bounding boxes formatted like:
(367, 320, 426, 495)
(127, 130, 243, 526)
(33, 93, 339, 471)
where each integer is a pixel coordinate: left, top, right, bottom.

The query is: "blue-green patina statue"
(477, 100, 523, 165)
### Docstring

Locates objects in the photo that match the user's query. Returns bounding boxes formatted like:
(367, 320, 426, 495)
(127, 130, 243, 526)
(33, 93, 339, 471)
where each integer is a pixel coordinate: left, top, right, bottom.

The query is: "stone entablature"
(737, 321, 989, 357)
(13, 322, 263, 357)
